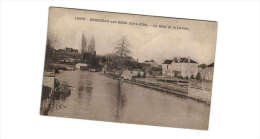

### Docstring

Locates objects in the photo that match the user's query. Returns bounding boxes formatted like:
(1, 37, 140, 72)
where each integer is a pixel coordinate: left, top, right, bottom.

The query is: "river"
(48, 70, 210, 130)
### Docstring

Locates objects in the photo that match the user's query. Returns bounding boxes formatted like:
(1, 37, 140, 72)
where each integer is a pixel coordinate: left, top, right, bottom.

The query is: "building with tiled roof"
(162, 57, 199, 79)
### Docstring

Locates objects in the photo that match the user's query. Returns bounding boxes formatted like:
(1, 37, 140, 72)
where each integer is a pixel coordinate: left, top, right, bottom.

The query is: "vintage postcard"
(40, 7, 217, 130)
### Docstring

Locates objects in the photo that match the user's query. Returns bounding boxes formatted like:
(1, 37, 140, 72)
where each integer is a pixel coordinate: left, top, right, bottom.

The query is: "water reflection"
(115, 80, 127, 122)
(47, 71, 210, 130)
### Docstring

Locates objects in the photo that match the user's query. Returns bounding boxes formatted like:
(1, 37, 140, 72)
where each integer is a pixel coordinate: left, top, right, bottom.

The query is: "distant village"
(44, 33, 214, 82)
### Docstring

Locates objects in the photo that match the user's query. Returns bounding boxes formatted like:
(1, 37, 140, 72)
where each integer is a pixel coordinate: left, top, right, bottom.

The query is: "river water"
(48, 70, 210, 130)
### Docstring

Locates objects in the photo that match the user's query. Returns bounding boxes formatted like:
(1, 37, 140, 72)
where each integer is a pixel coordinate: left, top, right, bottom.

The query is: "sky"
(47, 8, 217, 64)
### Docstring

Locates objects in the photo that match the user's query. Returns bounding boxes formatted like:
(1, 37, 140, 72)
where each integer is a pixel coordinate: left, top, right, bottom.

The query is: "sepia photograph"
(40, 7, 217, 130)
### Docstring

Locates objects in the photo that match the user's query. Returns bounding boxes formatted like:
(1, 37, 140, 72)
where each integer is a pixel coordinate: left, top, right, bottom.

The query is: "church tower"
(88, 36, 96, 55)
(81, 33, 88, 63)
(81, 33, 87, 54)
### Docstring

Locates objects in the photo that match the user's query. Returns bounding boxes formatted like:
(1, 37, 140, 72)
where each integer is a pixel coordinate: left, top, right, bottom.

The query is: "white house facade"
(162, 57, 199, 79)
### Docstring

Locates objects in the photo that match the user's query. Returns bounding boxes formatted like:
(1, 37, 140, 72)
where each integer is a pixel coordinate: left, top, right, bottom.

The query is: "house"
(65, 47, 79, 56)
(199, 63, 214, 81)
(140, 60, 162, 77)
(162, 57, 198, 79)
(42, 72, 55, 89)
(56, 49, 65, 54)
(75, 63, 88, 70)
(143, 60, 159, 67)
(131, 69, 144, 77)
(121, 70, 132, 80)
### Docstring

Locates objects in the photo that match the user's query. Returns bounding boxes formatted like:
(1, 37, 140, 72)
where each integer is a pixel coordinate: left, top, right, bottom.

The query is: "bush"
(137, 72, 141, 77)
(196, 73, 201, 80)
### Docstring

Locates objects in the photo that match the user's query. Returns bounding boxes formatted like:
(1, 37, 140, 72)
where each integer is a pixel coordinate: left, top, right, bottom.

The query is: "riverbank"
(40, 75, 71, 115)
(103, 72, 211, 105)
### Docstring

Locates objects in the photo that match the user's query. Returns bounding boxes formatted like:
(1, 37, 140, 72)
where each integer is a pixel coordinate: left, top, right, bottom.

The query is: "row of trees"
(44, 39, 56, 71)
(44, 35, 154, 73)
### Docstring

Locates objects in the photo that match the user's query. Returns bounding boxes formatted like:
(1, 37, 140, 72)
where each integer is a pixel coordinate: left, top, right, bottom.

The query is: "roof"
(173, 57, 197, 63)
(163, 59, 173, 64)
(163, 57, 198, 64)
(144, 60, 155, 62)
(208, 62, 214, 67)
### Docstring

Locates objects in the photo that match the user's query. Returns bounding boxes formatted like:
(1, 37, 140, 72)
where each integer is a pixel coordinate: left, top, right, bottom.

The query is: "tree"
(44, 38, 55, 71)
(45, 38, 54, 60)
(196, 72, 201, 80)
(199, 64, 207, 69)
(114, 36, 131, 58)
(112, 36, 132, 70)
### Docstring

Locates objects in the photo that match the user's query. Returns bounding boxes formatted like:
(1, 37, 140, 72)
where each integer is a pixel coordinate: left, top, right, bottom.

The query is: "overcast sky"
(47, 8, 217, 64)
